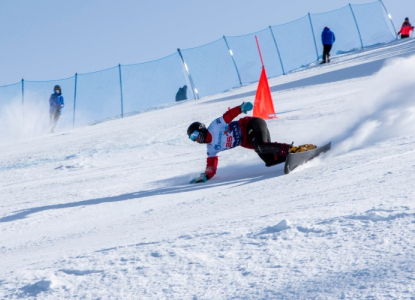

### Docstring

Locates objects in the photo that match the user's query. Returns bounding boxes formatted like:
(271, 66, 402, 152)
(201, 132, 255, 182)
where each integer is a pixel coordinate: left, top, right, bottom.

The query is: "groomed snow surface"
(2, 39, 415, 299)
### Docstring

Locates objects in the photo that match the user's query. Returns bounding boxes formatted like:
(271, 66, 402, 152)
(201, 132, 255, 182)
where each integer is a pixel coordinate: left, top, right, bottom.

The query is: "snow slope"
(1, 39, 415, 299)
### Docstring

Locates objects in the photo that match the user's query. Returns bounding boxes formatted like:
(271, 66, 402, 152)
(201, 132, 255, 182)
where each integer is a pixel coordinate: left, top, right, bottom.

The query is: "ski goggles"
(189, 130, 200, 141)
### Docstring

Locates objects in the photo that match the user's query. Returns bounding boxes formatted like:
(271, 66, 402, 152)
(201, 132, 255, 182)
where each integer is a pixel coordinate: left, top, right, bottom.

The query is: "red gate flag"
(253, 35, 276, 119)
(253, 67, 277, 119)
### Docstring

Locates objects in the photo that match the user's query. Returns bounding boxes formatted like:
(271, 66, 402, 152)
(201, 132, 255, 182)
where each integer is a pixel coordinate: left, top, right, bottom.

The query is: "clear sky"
(0, 0, 412, 86)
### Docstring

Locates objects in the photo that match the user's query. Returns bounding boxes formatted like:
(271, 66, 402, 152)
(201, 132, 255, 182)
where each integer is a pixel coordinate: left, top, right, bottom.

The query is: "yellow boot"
(289, 144, 317, 154)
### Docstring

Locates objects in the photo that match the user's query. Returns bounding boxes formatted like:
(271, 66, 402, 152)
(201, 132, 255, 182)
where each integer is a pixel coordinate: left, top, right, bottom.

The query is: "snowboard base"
(284, 142, 331, 174)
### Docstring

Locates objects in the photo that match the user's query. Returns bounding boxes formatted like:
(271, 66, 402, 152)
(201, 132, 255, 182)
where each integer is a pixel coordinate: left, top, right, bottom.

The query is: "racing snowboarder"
(187, 102, 316, 183)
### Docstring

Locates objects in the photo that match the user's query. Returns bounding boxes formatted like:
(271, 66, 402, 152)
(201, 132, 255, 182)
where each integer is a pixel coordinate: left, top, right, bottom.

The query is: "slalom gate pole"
(255, 36, 265, 69)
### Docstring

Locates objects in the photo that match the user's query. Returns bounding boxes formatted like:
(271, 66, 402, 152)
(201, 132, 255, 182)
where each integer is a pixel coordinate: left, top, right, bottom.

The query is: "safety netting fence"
(0, 1, 396, 129)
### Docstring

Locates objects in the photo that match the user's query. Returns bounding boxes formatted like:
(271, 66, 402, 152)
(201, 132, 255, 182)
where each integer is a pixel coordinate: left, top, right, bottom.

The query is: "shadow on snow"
(0, 164, 285, 223)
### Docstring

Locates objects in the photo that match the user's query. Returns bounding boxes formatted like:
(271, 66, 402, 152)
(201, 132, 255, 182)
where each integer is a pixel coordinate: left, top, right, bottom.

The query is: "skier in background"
(321, 26, 336, 64)
(49, 85, 64, 133)
(398, 18, 414, 39)
(187, 102, 316, 183)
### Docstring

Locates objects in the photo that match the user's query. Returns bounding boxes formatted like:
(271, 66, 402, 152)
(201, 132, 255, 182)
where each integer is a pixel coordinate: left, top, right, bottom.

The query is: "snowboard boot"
(257, 142, 291, 158)
(265, 154, 287, 167)
(289, 144, 317, 154)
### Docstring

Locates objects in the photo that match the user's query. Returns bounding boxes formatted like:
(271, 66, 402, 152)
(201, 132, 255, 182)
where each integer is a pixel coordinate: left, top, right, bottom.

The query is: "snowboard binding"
(289, 144, 317, 154)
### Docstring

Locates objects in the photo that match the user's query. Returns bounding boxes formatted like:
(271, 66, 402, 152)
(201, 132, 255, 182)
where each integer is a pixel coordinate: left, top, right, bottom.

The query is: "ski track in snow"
(1, 39, 415, 299)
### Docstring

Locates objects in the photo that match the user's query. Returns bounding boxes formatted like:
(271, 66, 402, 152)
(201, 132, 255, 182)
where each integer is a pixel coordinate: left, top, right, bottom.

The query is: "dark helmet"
(54, 85, 61, 94)
(187, 121, 208, 142)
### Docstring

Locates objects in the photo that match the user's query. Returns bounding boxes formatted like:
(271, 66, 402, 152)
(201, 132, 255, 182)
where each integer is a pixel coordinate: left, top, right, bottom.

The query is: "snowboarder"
(398, 18, 414, 39)
(49, 85, 64, 133)
(321, 27, 335, 64)
(187, 102, 316, 183)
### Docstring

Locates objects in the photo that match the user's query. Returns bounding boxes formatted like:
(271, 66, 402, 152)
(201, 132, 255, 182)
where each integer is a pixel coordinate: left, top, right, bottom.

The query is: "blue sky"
(0, 0, 412, 86)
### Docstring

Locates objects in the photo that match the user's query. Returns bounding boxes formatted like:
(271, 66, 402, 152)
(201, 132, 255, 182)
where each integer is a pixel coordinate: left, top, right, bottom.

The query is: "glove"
(240, 102, 253, 114)
(190, 173, 208, 184)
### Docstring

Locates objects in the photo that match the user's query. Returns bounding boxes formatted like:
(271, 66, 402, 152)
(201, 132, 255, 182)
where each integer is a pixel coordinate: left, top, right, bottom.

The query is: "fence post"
(21, 78, 24, 106)
(269, 26, 285, 75)
(308, 13, 320, 60)
(349, 4, 364, 49)
(379, 0, 398, 39)
(177, 48, 198, 100)
(118, 64, 124, 118)
(223, 36, 242, 86)
(72, 73, 77, 128)
(21, 78, 25, 118)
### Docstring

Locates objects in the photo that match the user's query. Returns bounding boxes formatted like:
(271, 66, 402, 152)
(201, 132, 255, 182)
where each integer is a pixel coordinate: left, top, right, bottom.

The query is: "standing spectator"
(49, 85, 64, 133)
(321, 26, 336, 64)
(398, 18, 414, 39)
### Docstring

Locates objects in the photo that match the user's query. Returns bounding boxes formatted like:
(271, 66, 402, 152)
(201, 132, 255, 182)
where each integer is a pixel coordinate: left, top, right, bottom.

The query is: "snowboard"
(284, 142, 331, 174)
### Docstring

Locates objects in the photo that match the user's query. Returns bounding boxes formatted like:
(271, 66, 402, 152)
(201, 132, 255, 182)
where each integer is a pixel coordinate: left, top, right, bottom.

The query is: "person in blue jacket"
(49, 85, 64, 133)
(321, 27, 336, 64)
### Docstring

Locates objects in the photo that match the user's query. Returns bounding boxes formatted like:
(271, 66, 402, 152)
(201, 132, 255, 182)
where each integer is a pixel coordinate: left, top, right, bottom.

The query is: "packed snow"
(1, 39, 415, 299)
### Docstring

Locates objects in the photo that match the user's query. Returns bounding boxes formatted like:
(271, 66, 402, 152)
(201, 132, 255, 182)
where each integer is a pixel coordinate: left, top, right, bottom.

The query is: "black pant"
(246, 117, 286, 167)
(401, 35, 410, 39)
(322, 44, 332, 62)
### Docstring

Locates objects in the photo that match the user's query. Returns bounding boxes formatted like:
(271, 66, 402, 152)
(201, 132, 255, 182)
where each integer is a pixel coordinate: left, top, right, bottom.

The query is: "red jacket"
(398, 22, 414, 36)
(204, 106, 253, 179)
